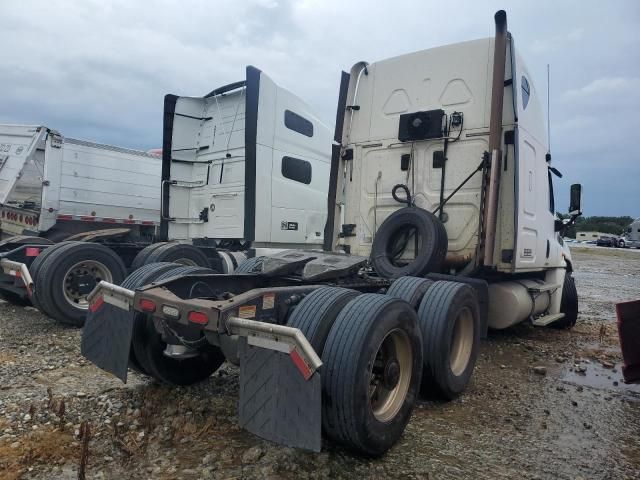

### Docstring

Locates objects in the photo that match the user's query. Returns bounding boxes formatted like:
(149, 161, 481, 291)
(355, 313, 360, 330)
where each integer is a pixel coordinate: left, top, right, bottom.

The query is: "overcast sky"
(1, 0, 638, 217)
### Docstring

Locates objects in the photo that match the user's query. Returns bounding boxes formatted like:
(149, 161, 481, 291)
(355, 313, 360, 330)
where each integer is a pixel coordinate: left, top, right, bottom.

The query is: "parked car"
(596, 236, 617, 247)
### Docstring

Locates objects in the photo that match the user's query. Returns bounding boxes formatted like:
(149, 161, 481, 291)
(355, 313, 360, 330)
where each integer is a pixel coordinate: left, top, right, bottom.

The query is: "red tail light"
(139, 298, 156, 312)
(188, 311, 208, 325)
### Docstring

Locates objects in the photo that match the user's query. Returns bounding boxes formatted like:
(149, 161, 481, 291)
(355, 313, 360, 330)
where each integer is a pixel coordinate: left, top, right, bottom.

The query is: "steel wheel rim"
(370, 328, 412, 423)
(450, 306, 474, 376)
(63, 260, 113, 309)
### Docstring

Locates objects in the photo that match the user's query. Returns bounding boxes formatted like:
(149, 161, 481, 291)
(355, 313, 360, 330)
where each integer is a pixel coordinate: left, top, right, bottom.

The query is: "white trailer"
(0, 69, 332, 325)
(83, 10, 582, 456)
(0, 124, 160, 240)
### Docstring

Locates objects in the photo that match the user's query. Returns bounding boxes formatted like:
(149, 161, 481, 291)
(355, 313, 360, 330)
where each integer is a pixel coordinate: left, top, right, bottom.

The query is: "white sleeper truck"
(82, 11, 582, 456)
(0, 68, 332, 325)
(622, 218, 640, 248)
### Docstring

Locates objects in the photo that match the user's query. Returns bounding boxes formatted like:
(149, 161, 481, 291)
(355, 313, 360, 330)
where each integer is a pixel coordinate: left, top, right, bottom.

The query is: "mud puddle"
(561, 362, 640, 397)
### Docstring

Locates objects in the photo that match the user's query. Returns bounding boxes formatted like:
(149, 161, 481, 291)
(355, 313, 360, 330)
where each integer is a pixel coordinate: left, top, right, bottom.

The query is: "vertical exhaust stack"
(482, 10, 508, 267)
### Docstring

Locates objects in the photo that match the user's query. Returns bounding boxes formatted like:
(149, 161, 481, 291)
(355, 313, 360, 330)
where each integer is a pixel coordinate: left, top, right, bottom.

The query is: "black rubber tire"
(371, 207, 447, 279)
(145, 242, 211, 268)
(417, 281, 480, 400)
(30, 241, 78, 310)
(287, 287, 360, 356)
(550, 272, 579, 329)
(37, 242, 127, 326)
(132, 265, 225, 385)
(386, 276, 434, 309)
(130, 243, 166, 270)
(116, 262, 180, 374)
(234, 256, 265, 273)
(321, 294, 423, 456)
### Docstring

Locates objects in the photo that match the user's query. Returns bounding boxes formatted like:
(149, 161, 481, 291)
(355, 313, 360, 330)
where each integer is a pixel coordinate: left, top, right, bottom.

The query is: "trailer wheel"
(130, 243, 166, 270)
(386, 276, 434, 309)
(37, 242, 127, 326)
(417, 281, 480, 400)
(29, 242, 77, 309)
(550, 273, 578, 329)
(234, 256, 265, 273)
(117, 262, 179, 374)
(132, 265, 225, 385)
(371, 207, 447, 279)
(145, 242, 211, 268)
(321, 294, 422, 456)
(287, 287, 359, 355)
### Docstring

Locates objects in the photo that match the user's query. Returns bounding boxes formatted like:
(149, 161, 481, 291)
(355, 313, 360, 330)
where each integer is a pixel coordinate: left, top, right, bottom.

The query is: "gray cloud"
(1, 0, 638, 216)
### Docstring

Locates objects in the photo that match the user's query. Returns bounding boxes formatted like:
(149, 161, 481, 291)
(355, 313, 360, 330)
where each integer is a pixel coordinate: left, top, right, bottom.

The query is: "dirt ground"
(0, 246, 639, 479)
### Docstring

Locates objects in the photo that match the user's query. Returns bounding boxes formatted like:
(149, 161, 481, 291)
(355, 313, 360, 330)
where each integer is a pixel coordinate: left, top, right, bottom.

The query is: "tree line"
(557, 215, 635, 238)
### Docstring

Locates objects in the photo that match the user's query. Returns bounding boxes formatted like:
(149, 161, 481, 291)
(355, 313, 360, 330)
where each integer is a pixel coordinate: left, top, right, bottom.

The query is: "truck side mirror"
(569, 184, 582, 216)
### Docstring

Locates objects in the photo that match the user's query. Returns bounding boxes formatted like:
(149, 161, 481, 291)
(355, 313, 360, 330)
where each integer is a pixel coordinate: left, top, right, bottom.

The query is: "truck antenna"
(547, 63, 551, 155)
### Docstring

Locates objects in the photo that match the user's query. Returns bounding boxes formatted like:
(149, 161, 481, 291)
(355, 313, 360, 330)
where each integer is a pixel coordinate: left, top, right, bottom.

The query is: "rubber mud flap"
(238, 338, 321, 452)
(81, 302, 134, 383)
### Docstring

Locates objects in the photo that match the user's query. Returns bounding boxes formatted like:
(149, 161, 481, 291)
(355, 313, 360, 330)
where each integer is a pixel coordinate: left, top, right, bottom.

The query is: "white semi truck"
(82, 11, 582, 456)
(622, 218, 640, 248)
(0, 68, 332, 324)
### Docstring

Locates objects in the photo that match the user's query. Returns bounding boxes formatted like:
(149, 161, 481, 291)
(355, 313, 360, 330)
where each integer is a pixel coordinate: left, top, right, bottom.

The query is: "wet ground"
(0, 246, 639, 479)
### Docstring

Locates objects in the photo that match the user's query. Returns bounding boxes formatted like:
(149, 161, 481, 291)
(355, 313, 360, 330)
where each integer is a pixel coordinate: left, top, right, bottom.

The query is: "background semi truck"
(622, 218, 640, 248)
(83, 10, 582, 455)
(0, 68, 332, 324)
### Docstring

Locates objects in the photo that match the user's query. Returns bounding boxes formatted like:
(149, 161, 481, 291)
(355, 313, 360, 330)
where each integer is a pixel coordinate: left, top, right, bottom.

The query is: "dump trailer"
(82, 11, 582, 456)
(0, 68, 332, 324)
(0, 124, 161, 303)
(0, 124, 161, 241)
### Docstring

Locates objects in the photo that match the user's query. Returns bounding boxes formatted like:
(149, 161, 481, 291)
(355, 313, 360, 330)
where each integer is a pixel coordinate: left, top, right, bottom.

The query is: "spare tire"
(371, 207, 447, 279)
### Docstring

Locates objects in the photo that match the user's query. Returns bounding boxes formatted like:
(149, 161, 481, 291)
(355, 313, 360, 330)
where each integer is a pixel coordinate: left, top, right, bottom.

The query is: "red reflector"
(89, 296, 104, 313)
(123, 219, 136, 224)
(80, 216, 95, 221)
(290, 348, 313, 380)
(141, 221, 155, 225)
(187, 311, 208, 325)
(57, 215, 73, 220)
(139, 298, 156, 312)
(103, 218, 116, 223)
(26, 247, 40, 257)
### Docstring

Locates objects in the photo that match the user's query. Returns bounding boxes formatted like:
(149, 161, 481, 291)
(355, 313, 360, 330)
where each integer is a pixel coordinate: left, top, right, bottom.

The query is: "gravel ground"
(1, 246, 639, 479)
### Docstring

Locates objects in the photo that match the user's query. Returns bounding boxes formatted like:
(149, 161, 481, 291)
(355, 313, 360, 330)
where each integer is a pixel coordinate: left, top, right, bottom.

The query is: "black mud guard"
(238, 338, 321, 452)
(81, 302, 134, 383)
(426, 273, 489, 339)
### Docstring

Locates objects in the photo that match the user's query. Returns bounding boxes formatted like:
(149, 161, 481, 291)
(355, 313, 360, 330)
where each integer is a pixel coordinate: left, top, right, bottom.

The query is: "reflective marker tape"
(290, 347, 313, 380)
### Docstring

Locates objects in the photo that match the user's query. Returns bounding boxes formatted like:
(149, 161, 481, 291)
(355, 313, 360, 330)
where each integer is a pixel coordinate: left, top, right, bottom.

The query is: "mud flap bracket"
(238, 338, 322, 452)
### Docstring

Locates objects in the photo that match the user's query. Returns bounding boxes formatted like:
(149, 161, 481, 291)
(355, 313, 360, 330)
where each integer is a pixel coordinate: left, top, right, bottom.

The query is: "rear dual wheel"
(35, 242, 127, 326)
(387, 277, 481, 400)
(417, 281, 480, 399)
(295, 291, 422, 456)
